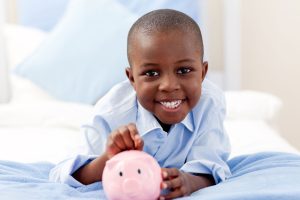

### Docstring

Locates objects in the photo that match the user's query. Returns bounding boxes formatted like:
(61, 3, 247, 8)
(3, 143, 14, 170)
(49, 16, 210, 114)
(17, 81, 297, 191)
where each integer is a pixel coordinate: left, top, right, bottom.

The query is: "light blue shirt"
(49, 79, 231, 187)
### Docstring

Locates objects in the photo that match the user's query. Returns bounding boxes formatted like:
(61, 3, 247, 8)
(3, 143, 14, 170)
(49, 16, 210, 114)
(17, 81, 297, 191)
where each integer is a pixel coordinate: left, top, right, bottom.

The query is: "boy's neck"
(155, 116, 171, 133)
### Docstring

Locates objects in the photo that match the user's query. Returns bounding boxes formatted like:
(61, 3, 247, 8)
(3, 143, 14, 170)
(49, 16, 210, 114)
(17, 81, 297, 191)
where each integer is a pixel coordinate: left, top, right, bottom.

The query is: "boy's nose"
(158, 74, 180, 92)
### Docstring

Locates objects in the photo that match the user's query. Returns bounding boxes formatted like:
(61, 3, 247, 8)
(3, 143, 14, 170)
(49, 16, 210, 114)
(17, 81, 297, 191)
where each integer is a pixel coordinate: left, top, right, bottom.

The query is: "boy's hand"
(105, 123, 144, 159)
(160, 168, 215, 199)
(160, 168, 192, 199)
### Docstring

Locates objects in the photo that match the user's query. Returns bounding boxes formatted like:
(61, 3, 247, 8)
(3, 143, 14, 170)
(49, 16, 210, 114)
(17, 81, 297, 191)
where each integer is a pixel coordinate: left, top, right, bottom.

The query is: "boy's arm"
(72, 123, 143, 185)
(160, 168, 214, 199)
(48, 127, 103, 187)
(72, 153, 109, 184)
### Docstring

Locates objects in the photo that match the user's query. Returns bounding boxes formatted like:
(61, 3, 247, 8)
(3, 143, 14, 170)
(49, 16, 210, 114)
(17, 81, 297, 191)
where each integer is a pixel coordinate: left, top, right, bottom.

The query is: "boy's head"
(126, 9, 208, 126)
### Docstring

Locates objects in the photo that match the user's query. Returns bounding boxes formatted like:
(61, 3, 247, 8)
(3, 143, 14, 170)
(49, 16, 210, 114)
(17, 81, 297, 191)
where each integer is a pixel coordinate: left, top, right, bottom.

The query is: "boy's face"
(126, 30, 207, 125)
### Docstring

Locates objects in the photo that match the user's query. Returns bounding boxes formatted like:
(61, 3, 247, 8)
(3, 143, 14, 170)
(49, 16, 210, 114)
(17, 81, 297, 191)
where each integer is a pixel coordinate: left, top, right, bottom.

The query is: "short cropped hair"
(127, 9, 204, 65)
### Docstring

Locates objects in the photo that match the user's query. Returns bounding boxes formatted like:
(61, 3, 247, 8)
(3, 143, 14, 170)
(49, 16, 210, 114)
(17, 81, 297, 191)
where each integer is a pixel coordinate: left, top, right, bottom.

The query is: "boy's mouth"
(159, 100, 182, 109)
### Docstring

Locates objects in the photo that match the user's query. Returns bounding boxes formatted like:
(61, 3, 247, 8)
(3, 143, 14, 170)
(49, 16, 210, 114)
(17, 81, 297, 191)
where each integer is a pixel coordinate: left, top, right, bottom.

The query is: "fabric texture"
(115, 0, 202, 24)
(1, 152, 300, 199)
(15, 0, 137, 104)
(225, 90, 282, 120)
(16, 0, 69, 31)
(49, 79, 231, 186)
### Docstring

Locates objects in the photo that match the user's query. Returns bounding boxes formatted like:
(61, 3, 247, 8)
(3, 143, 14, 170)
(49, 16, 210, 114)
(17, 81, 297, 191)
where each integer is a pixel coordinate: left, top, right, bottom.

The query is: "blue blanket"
(0, 152, 300, 200)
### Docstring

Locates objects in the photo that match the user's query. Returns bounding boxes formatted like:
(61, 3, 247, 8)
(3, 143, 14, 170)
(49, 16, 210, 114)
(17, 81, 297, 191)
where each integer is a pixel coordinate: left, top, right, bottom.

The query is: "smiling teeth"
(160, 100, 182, 109)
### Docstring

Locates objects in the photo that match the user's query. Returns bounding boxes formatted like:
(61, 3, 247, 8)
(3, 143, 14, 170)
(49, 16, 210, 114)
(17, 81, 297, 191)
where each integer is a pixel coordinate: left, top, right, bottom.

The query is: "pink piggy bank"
(102, 150, 162, 200)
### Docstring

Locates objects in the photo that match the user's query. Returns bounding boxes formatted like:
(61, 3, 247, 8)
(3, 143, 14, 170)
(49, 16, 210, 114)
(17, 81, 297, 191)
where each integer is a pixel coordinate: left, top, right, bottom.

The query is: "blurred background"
(0, 0, 299, 150)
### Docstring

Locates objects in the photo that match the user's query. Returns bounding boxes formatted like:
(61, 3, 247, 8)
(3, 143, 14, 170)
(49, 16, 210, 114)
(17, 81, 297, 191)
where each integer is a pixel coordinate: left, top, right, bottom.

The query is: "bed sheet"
(0, 86, 93, 163)
(225, 119, 299, 158)
(0, 152, 300, 200)
(0, 127, 83, 164)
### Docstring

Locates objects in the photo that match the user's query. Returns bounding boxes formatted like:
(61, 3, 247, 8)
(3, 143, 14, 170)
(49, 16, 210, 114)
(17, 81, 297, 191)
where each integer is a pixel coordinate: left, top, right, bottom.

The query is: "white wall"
(199, 0, 226, 89)
(240, 0, 300, 149)
(0, 0, 11, 103)
(6, 0, 18, 23)
(207, 0, 300, 150)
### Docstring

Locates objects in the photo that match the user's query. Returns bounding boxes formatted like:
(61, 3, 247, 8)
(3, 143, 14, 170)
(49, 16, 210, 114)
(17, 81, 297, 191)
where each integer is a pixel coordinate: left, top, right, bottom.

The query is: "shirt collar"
(136, 101, 195, 135)
(136, 101, 162, 136)
(179, 111, 194, 133)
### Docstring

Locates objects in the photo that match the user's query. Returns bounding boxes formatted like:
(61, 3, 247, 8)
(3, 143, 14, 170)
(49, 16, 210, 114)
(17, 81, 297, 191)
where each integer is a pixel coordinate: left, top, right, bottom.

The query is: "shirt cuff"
(49, 154, 97, 187)
(180, 159, 231, 184)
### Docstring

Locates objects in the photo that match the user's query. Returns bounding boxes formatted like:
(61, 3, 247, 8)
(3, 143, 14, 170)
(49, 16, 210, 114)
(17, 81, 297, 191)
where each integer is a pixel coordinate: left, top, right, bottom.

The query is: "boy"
(50, 9, 231, 199)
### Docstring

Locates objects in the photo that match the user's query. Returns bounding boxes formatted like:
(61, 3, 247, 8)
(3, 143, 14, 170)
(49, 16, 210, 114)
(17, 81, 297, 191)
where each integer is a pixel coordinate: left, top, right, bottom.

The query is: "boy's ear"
(201, 61, 208, 81)
(125, 67, 135, 86)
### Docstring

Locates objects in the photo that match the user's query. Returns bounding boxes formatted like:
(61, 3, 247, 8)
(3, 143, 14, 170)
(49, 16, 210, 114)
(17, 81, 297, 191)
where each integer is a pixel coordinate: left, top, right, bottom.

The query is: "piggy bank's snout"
(122, 178, 141, 196)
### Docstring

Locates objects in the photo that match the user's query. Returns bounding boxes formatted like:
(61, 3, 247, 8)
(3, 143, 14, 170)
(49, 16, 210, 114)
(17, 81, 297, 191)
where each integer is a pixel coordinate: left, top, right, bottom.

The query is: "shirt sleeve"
(180, 100, 231, 184)
(48, 116, 110, 187)
(48, 154, 97, 187)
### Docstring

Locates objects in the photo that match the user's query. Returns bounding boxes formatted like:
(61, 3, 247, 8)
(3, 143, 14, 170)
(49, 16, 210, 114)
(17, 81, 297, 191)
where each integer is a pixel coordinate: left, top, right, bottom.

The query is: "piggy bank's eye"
(137, 169, 141, 174)
(119, 171, 123, 176)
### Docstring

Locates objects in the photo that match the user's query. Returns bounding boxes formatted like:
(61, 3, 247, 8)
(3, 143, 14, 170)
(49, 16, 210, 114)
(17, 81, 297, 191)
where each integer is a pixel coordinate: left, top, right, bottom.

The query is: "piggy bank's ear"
(105, 159, 119, 170)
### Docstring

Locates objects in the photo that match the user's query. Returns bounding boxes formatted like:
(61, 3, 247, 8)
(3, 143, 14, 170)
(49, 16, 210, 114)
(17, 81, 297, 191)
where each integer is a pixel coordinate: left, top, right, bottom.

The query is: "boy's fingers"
(163, 177, 182, 189)
(127, 123, 143, 149)
(106, 142, 121, 158)
(162, 168, 179, 179)
(135, 137, 144, 150)
(161, 170, 168, 179)
(109, 124, 142, 152)
(161, 188, 186, 200)
(132, 135, 144, 150)
(111, 132, 127, 150)
(118, 126, 134, 149)
(128, 123, 138, 139)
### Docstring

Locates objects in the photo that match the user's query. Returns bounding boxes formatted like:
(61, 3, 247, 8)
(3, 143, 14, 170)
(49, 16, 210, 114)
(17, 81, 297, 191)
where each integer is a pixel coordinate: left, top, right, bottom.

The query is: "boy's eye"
(145, 70, 159, 77)
(177, 67, 191, 74)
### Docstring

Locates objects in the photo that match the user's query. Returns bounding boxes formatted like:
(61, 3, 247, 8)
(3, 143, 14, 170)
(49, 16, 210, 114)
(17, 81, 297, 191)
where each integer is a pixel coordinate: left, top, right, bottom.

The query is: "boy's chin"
(158, 116, 186, 125)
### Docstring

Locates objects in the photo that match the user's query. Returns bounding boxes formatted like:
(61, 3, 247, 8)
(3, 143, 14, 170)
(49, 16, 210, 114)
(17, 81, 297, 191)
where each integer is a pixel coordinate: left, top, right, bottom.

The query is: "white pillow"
(3, 24, 48, 69)
(14, 0, 138, 104)
(3, 23, 53, 103)
(225, 90, 282, 120)
(10, 74, 56, 103)
(0, 100, 93, 129)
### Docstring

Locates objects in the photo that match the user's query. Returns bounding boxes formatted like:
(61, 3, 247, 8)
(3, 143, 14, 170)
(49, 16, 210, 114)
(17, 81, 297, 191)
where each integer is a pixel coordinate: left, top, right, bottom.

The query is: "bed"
(0, 0, 300, 199)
